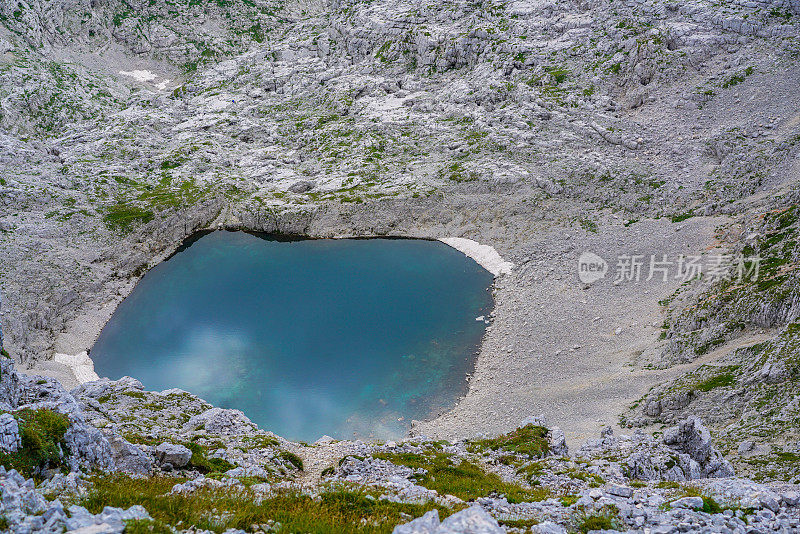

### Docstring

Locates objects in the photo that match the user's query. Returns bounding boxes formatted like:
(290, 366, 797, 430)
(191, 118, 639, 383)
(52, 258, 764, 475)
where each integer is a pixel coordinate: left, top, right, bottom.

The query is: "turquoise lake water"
(91, 231, 494, 441)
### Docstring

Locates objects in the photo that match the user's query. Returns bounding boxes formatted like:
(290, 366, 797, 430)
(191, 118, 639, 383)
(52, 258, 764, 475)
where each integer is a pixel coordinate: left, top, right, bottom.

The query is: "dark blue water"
(91, 232, 494, 441)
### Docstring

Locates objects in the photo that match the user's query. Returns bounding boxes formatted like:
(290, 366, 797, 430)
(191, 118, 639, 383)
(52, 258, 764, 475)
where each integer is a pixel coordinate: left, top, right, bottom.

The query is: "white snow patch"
(119, 69, 158, 83)
(155, 79, 171, 91)
(205, 97, 233, 111)
(54, 351, 99, 384)
(439, 238, 514, 277)
(363, 94, 412, 123)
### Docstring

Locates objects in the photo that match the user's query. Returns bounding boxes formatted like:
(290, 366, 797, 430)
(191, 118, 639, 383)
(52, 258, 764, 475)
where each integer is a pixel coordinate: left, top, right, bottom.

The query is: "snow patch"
(439, 238, 514, 277)
(119, 70, 158, 83)
(54, 351, 99, 384)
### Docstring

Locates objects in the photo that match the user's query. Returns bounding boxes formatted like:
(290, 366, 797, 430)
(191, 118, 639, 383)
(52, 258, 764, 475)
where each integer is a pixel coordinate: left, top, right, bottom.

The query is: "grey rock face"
(0, 411, 21, 452)
(0, 358, 146, 474)
(581, 418, 734, 481)
(671, 496, 704, 509)
(392, 510, 440, 534)
(661, 416, 735, 478)
(107, 434, 153, 475)
(393, 506, 503, 534)
(155, 442, 192, 468)
(63, 420, 116, 472)
(184, 407, 257, 435)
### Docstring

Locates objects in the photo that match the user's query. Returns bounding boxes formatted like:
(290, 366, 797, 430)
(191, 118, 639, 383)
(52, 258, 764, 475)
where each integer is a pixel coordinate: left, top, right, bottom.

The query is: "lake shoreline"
(15, 198, 727, 447)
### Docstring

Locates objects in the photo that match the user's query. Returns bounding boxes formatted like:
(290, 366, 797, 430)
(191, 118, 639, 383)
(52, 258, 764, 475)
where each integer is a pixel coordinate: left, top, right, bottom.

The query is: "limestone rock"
(437, 505, 503, 534)
(661, 416, 735, 478)
(107, 434, 153, 475)
(184, 407, 256, 435)
(0, 411, 21, 452)
(154, 442, 192, 468)
(392, 510, 440, 534)
(672, 496, 704, 509)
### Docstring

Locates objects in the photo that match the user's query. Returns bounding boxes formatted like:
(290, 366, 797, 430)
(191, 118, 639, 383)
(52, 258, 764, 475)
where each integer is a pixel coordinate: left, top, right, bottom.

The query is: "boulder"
(107, 434, 153, 474)
(548, 426, 568, 456)
(662, 417, 735, 478)
(671, 496, 704, 509)
(63, 420, 116, 472)
(154, 442, 192, 468)
(0, 411, 21, 452)
(288, 180, 315, 193)
(183, 407, 256, 435)
(392, 510, 440, 534)
(437, 505, 503, 534)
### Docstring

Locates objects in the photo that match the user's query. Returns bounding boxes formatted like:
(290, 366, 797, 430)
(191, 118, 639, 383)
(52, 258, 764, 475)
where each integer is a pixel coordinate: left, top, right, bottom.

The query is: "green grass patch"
(694, 368, 738, 392)
(186, 443, 235, 474)
(103, 204, 154, 232)
(124, 518, 173, 534)
(279, 451, 304, 471)
(0, 408, 70, 478)
(671, 211, 694, 223)
(573, 505, 620, 533)
(374, 452, 549, 503)
(579, 218, 598, 233)
(83, 475, 449, 533)
(467, 424, 550, 458)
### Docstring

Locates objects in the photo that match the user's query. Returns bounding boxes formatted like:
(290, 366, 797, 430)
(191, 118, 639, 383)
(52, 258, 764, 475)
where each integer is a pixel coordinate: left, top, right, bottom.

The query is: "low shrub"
(374, 451, 550, 503)
(468, 424, 550, 458)
(573, 505, 621, 533)
(279, 451, 304, 471)
(83, 474, 449, 533)
(186, 443, 235, 473)
(0, 408, 70, 478)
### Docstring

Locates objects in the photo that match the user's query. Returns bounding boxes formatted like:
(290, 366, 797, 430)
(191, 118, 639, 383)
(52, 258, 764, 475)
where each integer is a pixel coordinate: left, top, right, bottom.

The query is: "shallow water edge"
(45, 222, 512, 441)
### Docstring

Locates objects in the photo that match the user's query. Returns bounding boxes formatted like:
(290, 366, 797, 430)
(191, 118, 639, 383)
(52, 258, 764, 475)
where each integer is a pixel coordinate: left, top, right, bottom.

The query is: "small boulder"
(607, 484, 634, 498)
(392, 510, 439, 534)
(548, 426, 568, 456)
(759, 493, 780, 512)
(288, 180, 315, 193)
(0, 412, 21, 452)
(737, 440, 755, 454)
(437, 505, 503, 534)
(671, 496, 704, 509)
(155, 442, 192, 468)
(782, 491, 800, 507)
(108, 434, 153, 474)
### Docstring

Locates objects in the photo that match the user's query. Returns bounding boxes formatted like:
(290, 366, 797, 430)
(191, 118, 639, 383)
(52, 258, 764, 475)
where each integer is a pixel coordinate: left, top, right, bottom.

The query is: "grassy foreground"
(82, 475, 451, 534)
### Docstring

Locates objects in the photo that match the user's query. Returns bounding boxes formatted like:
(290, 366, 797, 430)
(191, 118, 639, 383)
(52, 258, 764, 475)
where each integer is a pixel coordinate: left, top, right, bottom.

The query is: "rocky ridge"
(2, 356, 800, 533)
